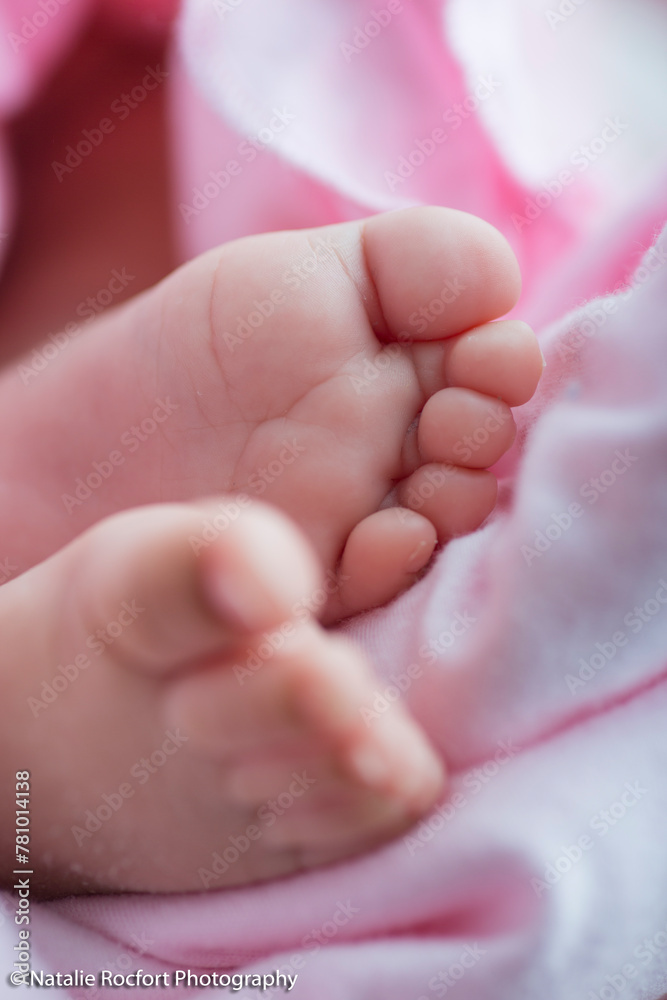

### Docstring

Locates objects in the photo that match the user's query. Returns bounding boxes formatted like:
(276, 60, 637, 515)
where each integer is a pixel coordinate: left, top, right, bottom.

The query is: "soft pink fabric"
(172, 0, 581, 288)
(2, 1, 667, 997)
(0, 0, 92, 114)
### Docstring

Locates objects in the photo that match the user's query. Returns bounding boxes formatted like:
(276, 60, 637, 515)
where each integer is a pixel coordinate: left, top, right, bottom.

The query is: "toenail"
(405, 539, 433, 572)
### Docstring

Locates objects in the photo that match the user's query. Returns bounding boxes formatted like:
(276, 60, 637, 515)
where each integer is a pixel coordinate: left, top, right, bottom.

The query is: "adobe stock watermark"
(7, 0, 71, 52)
(212, 0, 245, 15)
(71, 730, 188, 846)
(189, 495, 252, 554)
(197, 772, 317, 887)
(17, 268, 136, 385)
(530, 780, 648, 897)
(417, 942, 487, 1000)
(546, 0, 591, 30)
(28, 600, 145, 717)
(385, 77, 501, 192)
(179, 108, 297, 225)
(340, 0, 412, 63)
(512, 117, 628, 232)
(557, 239, 667, 361)
(51, 67, 168, 181)
(250, 900, 360, 1000)
(348, 276, 469, 394)
(233, 569, 350, 686)
(404, 277, 469, 336)
(565, 579, 667, 694)
(353, 371, 508, 467)
(348, 343, 402, 393)
(404, 739, 521, 857)
(221, 236, 334, 352)
(403, 464, 464, 514)
(361, 610, 477, 725)
(61, 397, 179, 514)
(188, 440, 307, 556)
(521, 448, 639, 566)
(588, 918, 667, 1000)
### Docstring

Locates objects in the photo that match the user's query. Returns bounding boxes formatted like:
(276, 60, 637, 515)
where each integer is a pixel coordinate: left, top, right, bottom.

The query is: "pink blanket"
(2, 1, 667, 996)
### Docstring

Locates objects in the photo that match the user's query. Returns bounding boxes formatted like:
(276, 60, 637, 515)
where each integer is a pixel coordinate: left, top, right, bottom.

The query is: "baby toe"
(68, 499, 321, 677)
(442, 319, 544, 407)
(333, 508, 437, 617)
(362, 206, 521, 340)
(397, 464, 497, 539)
(418, 388, 516, 469)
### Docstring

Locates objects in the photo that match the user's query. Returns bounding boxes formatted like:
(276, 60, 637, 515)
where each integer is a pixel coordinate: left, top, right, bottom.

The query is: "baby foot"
(0, 500, 444, 896)
(0, 207, 542, 617)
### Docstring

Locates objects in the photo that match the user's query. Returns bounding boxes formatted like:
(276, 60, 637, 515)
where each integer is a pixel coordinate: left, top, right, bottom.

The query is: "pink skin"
(0, 500, 446, 896)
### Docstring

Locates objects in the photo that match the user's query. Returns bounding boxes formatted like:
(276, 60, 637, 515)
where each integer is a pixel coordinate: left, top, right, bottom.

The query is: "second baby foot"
(0, 500, 444, 896)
